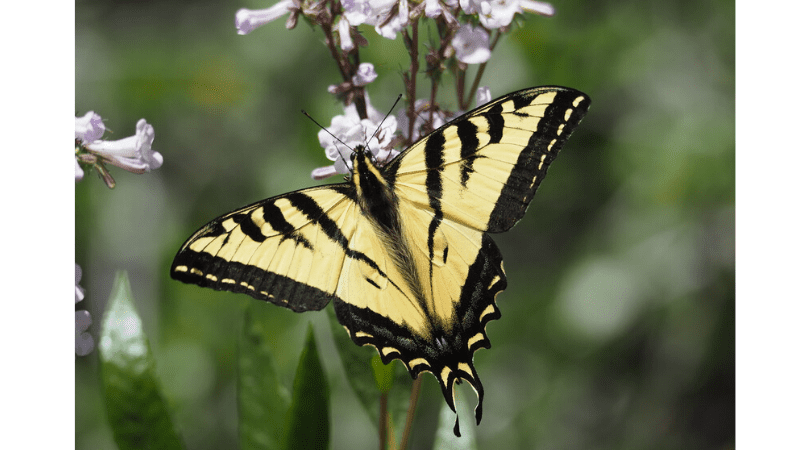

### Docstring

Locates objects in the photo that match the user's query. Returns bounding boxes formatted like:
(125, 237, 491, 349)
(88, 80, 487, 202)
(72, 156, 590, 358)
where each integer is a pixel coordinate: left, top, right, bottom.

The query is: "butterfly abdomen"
(351, 151, 429, 314)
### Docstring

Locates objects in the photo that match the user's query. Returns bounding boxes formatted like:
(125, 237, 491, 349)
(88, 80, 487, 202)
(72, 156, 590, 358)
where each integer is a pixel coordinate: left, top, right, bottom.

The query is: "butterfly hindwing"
(333, 195, 506, 432)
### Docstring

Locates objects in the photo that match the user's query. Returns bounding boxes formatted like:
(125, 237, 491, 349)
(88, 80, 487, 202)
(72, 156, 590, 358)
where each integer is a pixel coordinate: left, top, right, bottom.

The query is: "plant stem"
(398, 374, 423, 450)
(379, 391, 388, 450)
(404, 22, 420, 146)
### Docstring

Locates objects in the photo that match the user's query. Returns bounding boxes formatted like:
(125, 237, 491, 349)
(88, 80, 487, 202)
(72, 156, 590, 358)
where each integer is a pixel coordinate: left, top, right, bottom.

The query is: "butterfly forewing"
(388, 86, 591, 233)
(171, 186, 358, 312)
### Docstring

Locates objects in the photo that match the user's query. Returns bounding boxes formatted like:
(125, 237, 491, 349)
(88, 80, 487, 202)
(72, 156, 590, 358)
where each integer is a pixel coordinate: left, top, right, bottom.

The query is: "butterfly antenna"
(301, 109, 353, 172)
(364, 94, 402, 166)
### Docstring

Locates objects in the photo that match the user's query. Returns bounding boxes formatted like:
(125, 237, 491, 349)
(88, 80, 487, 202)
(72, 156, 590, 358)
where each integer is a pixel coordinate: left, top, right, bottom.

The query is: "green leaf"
(433, 388, 477, 450)
(326, 308, 379, 421)
(326, 308, 413, 441)
(99, 271, 184, 450)
(238, 306, 291, 450)
(284, 324, 329, 450)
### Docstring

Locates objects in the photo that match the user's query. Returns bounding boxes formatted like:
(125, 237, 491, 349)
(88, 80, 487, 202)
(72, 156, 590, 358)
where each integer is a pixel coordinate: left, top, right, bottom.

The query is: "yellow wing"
(388, 86, 590, 232)
(171, 185, 360, 311)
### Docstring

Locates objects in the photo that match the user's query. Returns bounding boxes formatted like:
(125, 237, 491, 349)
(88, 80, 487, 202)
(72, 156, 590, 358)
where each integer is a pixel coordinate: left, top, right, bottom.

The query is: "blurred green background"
(75, 0, 734, 448)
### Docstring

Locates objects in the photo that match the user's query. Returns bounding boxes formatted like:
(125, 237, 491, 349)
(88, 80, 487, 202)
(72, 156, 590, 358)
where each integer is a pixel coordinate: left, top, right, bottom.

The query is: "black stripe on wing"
(486, 88, 590, 232)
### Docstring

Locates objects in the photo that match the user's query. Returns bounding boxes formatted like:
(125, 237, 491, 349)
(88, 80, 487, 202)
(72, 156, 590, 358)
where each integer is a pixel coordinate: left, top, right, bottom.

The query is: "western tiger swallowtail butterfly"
(171, 86, 590, 435)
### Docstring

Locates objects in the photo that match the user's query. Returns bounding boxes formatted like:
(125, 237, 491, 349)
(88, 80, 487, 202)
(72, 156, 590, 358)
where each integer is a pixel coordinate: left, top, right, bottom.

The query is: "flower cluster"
(312, 94, 399, 179)
(235, 0, 554, 177)
(75, 114, 164, 355)
(75, 112, 163, 188)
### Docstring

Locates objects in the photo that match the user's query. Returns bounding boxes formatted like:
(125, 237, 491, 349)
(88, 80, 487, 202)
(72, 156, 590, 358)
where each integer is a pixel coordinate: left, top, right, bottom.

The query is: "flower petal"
(235, 1, 294, 35)
(86, 119, 163, 173)
(338, 17, 354, 51)
(352, 62, 378, 86)
(519, 0, 554, 16)
(477, 0, 521, 29)
(425, 0, 442, 17)
(75, 111, 105, 143)
(452, 24, 491, 64)
(475, 86, 492, 107)
(311, 165, 338, 180)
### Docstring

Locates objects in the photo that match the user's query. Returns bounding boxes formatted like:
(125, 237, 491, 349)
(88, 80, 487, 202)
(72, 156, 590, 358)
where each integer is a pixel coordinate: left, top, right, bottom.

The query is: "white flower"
(75, 111, 103, 183)
(235, 0, 295, 35)
(312, 97, 399, 179)
(327, 63, 378, 98)
(343, 0, 395, 26)
(85, 119, 163, 173)
(342, 0, 405, 39)
(75, 111, 105, 143)
(375, 14, 406, 39)
(424, 0, 459, 24)
(425, 0, 443, 17)
(338, 17, 354, 51)
(452, 24, 491, 64)
(479, 0, 521, 29)
(475, 86, 492, 107)
(75, 264, 93, 356)
(397, 99, 453, 142)
(461, 0, 554, 30)
(519, 0, 554, 16)
(376, 0, 409, 38)
(352, 63, 378, 86)
(76, 310, 94, 356)
(459, 0, 476, 14)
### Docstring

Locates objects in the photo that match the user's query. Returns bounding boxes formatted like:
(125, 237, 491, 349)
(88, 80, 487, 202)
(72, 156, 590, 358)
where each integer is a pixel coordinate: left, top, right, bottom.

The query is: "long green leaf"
(284, 324, 329, 450)
(238, 306, 291, 450)
(99, 271, 184, 450)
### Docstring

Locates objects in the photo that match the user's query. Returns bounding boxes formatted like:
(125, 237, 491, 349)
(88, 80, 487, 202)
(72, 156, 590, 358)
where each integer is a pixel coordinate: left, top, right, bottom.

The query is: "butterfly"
(171, 86, 590, 436)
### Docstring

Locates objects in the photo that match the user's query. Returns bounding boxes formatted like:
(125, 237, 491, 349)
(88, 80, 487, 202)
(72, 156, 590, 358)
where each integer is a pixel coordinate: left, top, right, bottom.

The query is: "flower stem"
(379, 391, 389, 450)
(404, 23, 419, 146)
(398, 374, 423, 450)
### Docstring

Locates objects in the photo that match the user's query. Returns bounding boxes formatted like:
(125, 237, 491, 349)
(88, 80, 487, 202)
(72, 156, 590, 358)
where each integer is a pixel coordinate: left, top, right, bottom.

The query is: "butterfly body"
(171, 86, 590, 435)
